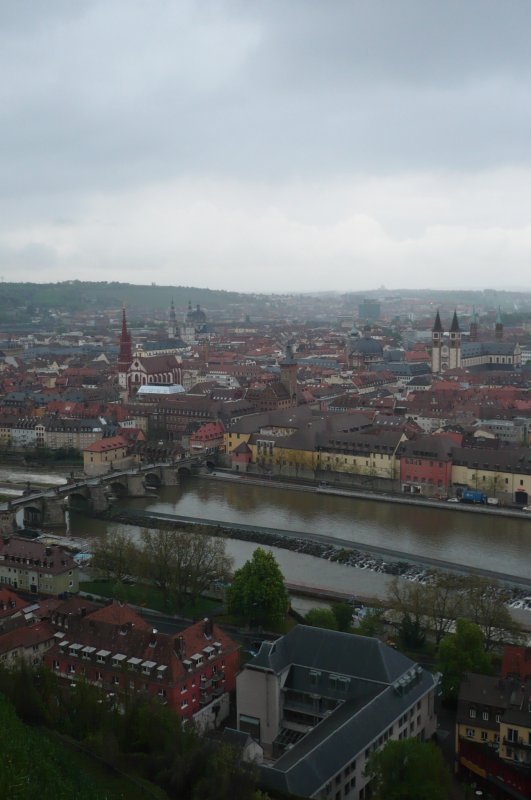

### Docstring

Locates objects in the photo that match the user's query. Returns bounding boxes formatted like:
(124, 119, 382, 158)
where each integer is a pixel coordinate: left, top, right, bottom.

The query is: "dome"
(348, 324, 361, 339)
(186, 303, 207, 323)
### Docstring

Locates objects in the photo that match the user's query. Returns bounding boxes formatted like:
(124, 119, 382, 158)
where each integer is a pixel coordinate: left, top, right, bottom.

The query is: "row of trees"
(387, 573, 522, 650)
(92, 528, 232, 610)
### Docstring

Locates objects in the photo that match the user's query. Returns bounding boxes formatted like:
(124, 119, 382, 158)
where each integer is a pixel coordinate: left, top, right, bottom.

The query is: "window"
(469, 708, 476, 719)
(507, 728, 518, 743)
(466, 728, 475, 738)
(482, 711, 489, 721)
(495, 714, 501, 723)
(481, 731, 488, 741)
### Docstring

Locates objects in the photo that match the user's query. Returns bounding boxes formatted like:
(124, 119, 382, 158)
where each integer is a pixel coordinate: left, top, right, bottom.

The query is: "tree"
(227, 548, 289, 627)
(422, 573, 466, 644)
(365, 738, 450, 800)
(140, 528, 232, 610)
(462, 577, 523, 650)
(355, 608, 386, 638)
(387, 578, 426, 649)
(332, 602, 353, 632)
(91, 530, 140, 583)
(304, 608, 338, 630)
(436, 618, 492, 703)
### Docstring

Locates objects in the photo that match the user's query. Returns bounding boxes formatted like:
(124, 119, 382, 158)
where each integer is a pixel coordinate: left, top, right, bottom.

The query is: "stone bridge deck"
(0, 456, 204, 531)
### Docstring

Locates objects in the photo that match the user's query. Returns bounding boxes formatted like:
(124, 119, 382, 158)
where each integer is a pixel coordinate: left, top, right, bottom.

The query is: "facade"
(44, 600, 239, 724)
(456, 672, 531, 798)
(0, 621, 55, 669)
(399, 433, 457, 495)
(431, 311, 461, 373)
(0, 537, 78, 595)
(237, 625, 438, 800)
(83, 434, 132, 476)
(451, 446, 531, 505)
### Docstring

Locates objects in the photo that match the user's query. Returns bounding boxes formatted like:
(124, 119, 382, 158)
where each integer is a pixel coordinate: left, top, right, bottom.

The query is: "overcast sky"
(2, 0, 531, 293)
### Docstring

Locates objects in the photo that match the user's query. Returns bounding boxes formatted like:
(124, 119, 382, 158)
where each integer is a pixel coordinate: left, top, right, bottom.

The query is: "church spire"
(118, 305, 132, 367)
(495, 306, 503, 341)
(432, 310, 443, 333)
(450, 310, 460, 333)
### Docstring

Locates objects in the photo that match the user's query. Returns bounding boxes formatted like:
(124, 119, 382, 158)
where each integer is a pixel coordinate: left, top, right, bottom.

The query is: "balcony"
(503, 737, 531, 751)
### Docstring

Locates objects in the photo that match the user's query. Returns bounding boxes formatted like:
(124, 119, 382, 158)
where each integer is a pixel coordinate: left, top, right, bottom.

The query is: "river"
(64, 475, 531, 581)
(4, 467, 530, 604)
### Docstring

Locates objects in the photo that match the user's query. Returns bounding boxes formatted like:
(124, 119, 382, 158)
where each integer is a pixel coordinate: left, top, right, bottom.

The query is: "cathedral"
(117, 306, 182, 397)
(430, 310, 521, 373)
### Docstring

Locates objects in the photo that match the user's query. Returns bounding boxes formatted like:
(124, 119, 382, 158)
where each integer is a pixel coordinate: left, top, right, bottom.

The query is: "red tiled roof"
(0, 622, 54, 655)
(0, 587, 31, 618)
(83, 435, 128, 453)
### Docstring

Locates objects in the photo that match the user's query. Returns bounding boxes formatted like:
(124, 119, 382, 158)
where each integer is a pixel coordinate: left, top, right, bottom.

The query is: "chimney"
(149, 628, 158, 648)
(80, 607, 87, 617)
(45, 546, 52, 557)
(203, 617, 213, 639)
(2, 536, 10, 545)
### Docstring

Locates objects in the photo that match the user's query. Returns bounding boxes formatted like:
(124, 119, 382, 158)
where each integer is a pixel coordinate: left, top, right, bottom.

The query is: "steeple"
(469, 306, 478, 342)
(495, 306, 503, 341)
(118, 305, 132, 367)
(432, 311, 443, 333)
(168, 298, 177, 339)
(450, 310, 460, 333)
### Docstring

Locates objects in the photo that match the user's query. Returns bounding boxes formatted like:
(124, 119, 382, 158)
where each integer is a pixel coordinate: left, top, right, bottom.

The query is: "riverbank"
(206, 469, 531, 522)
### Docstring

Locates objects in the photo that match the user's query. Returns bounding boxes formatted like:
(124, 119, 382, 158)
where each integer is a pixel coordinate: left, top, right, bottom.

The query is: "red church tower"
(117, 306, 133, 392)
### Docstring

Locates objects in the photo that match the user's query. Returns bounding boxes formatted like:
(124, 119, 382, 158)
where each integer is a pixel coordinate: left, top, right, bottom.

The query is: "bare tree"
(462, 577, 523, 650)
(140, 527, 233, 610)
(422, 574, 466, 644)
(91, 530, 140, 583)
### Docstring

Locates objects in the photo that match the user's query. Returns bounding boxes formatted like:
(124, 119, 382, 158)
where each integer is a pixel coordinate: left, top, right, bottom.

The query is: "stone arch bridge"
(0, 456, 205, 532)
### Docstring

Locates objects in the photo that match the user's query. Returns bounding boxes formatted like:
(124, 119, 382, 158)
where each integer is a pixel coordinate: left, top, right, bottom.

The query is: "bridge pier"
(0, 508, 16, 536)
(89, 485, 110, 513)
(41, 498, 67, 528)
(126, 474, 150, 497)
(161, 466, 179, 486)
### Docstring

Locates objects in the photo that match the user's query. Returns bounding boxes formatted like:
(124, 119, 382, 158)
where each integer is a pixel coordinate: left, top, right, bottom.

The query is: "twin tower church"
(430, 309, 521, 373)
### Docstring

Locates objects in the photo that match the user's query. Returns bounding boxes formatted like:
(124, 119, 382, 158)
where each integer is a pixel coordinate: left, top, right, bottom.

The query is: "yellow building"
(451, 447, 531, 503)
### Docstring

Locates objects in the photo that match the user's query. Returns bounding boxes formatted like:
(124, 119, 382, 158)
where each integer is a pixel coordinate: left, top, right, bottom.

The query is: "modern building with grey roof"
(236, 625, 438, 800)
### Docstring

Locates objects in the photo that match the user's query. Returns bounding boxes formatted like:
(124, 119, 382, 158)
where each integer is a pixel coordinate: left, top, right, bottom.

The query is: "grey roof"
(249, 627, 436, 798)
(249, 626, 415, 684)
(462, 341, 517, 357)
(262, 673, 435, 797)
(350, 337, 383, 355)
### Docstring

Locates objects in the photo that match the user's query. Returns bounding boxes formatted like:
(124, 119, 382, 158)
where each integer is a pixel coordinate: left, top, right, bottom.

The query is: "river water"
(64, 476, 531, 582)
(4, 467, 530, 602)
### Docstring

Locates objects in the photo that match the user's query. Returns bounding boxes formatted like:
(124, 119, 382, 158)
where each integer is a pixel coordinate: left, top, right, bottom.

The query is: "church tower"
(168, 298, 178, 339)
(495, 306, 503, 341)
(280, 342, 298, 407)
(431, 311, 443, 374)
(448, 310, 462, 370)
(117, 306, 133, 391)
(469, 307, 478, 342)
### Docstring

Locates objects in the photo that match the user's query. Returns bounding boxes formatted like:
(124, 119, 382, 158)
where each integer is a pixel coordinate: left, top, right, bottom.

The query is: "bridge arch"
(106, 481, 128, 499)
(144, 471, 162, 488)
(177, 466, 192, 479)
(22, 503, 43, 527)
